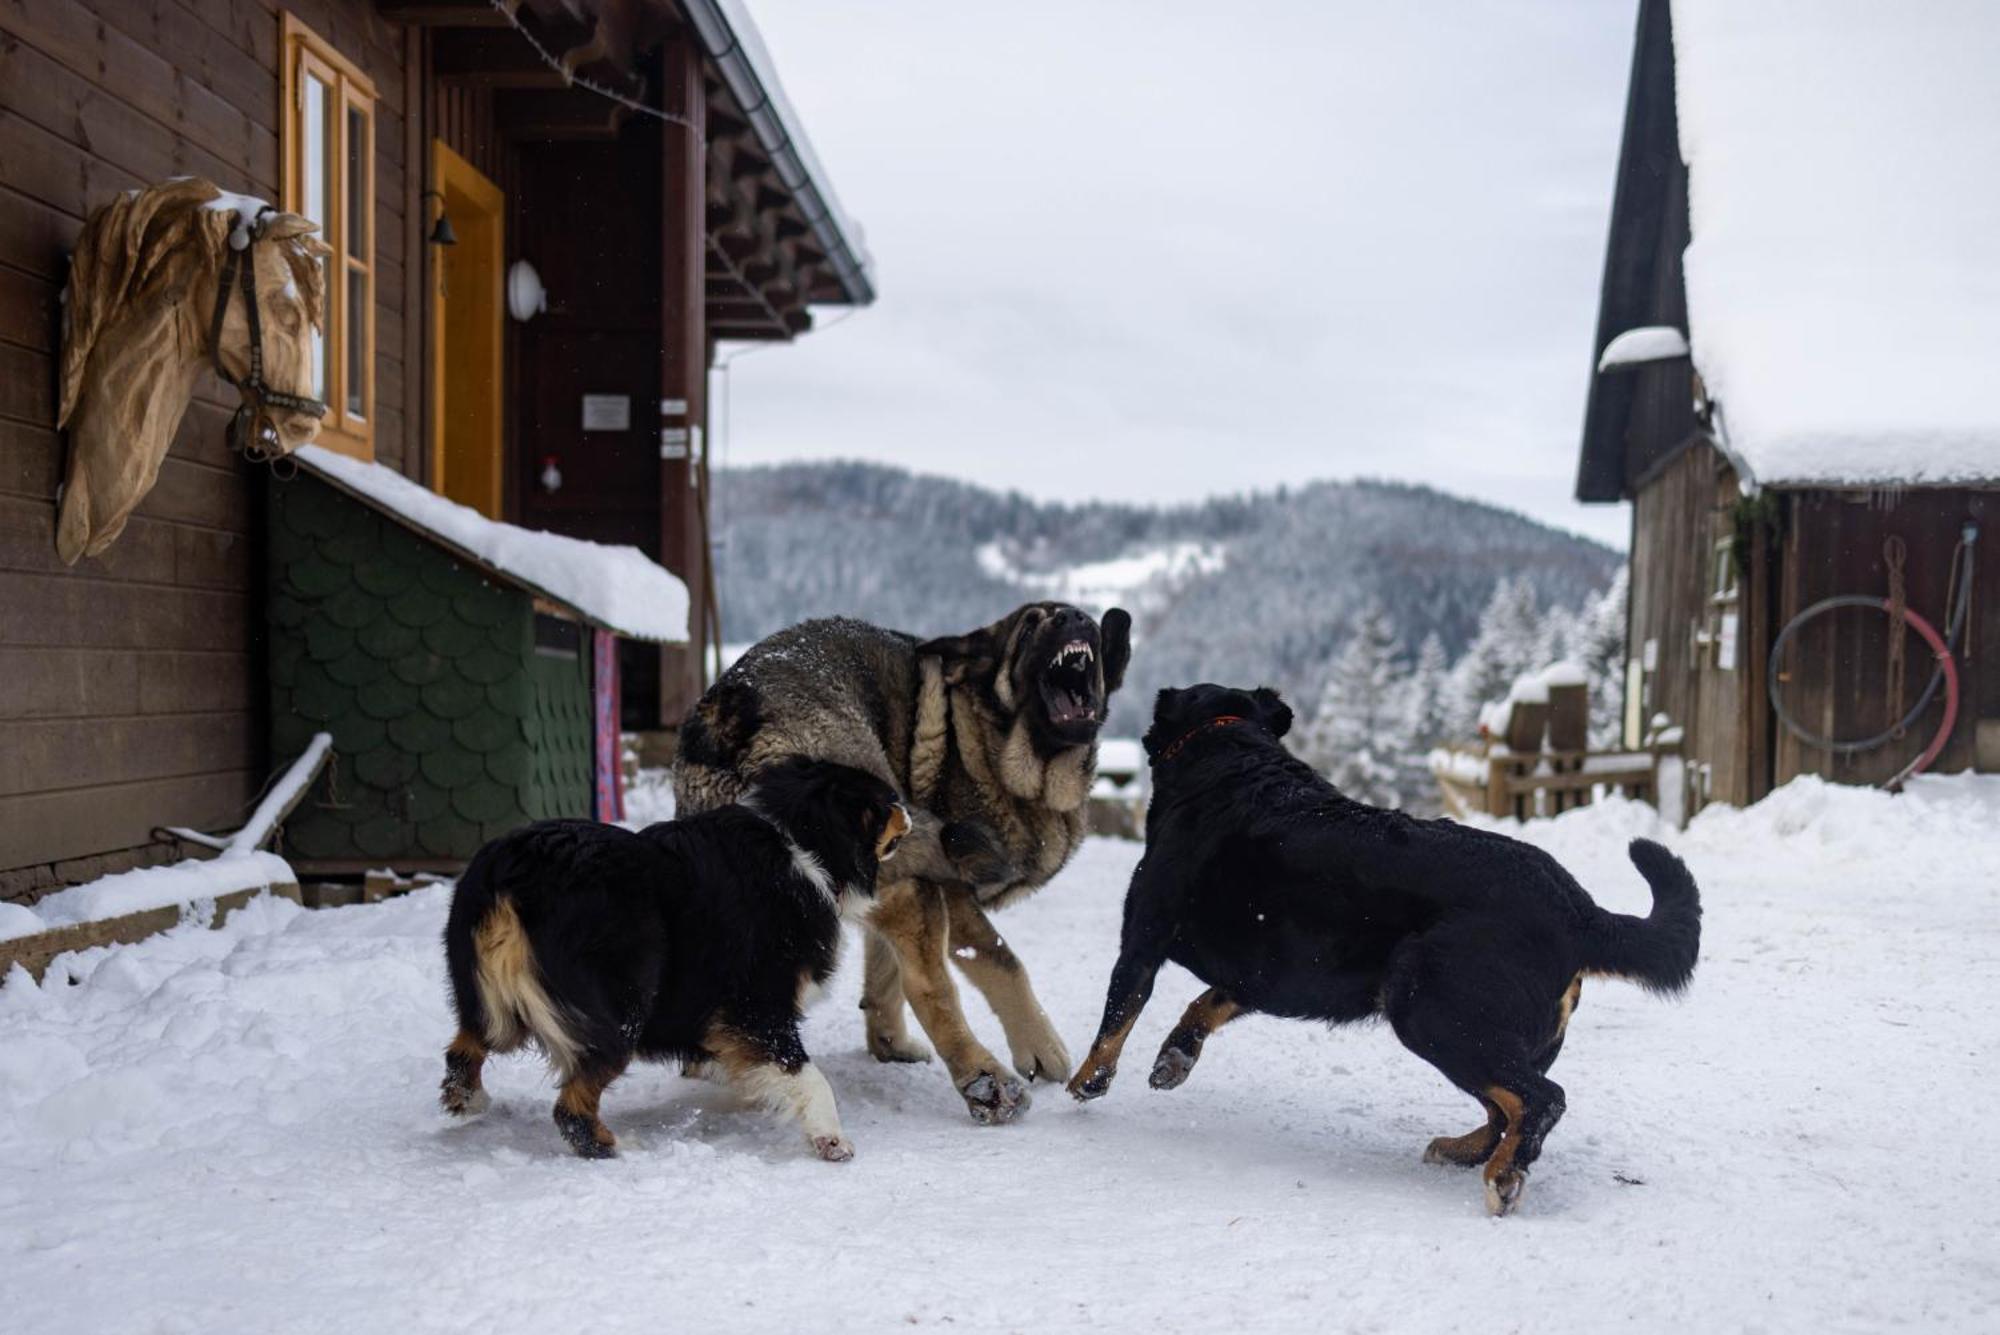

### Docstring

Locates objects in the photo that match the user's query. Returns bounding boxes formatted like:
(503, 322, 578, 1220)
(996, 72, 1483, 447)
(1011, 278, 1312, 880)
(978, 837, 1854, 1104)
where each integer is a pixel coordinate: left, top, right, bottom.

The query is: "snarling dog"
(438, 759, 911, 1161)
(675, 603, 1132, 1124)
(1069, 683, 1701, 1215)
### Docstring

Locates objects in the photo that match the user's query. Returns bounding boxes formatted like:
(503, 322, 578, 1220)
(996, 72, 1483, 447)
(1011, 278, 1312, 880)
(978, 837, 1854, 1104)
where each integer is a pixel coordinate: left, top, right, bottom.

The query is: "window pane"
(302, 71, 332, 230)
(347, 267, 367, 419)
(346, 105, 366, 261)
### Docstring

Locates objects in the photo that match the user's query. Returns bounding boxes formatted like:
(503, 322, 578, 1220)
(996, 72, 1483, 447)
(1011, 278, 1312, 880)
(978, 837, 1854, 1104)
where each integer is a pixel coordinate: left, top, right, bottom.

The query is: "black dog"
(1068, 684, 1700, 1216)
(438, 758, 911, 1161)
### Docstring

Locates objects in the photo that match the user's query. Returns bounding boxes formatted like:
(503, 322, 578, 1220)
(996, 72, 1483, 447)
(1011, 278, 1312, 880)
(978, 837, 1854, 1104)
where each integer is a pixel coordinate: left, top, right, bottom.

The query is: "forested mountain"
(710, 460, 1622, 740)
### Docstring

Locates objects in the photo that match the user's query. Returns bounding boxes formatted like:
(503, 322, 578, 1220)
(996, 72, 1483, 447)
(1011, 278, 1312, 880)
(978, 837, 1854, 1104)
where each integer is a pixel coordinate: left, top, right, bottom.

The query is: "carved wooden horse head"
(56, 177, 328, 564)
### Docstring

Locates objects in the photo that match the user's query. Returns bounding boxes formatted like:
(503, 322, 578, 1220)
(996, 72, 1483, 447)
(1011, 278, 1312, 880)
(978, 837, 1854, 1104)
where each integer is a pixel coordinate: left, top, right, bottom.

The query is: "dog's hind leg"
(1148, 988, 1243, 1092)
(440, 1029, 490, 1116)
(943, 893, 1070, 1083)
(1421, 1097, 1505, 1167)
(859, 926, 933, 1064)
(552, 1053, 631, 1160)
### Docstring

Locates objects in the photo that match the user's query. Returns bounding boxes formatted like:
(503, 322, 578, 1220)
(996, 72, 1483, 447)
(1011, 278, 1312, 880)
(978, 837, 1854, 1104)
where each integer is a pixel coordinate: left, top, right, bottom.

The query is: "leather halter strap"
(208, 207, 328, 459)
(1154, 714, 1246, 765)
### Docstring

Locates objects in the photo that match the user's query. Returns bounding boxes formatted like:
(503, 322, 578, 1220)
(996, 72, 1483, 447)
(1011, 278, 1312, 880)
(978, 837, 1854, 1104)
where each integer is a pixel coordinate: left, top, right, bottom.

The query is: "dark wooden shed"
(1579, 0, 2000, 816)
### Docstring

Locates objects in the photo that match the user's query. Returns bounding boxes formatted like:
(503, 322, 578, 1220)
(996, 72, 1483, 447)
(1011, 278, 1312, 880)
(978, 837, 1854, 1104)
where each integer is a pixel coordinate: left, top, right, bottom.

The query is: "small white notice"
(660, 426, 690, 460)
(581, 395, 631, 432)
(660, 398, 689, 417)
(1717, 612, 1739, 671)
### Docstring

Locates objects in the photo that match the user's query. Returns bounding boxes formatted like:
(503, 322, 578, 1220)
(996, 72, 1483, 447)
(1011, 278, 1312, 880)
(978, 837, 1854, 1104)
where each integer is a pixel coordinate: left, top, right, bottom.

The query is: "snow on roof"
(1672, 0, 2000, 487)
(1096, 738, 1147, 775)
(1597, 325, 1689, 372)
(293, 446, 689, 643)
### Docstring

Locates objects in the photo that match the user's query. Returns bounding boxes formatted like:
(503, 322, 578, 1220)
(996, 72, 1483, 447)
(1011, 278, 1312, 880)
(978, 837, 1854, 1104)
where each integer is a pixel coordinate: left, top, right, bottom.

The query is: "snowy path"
(3, 776, 1997, 1333)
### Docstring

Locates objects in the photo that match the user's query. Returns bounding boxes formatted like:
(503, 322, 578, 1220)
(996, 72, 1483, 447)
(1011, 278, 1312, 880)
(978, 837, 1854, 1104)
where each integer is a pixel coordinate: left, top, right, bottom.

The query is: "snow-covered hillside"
(2, 775, 1996, 1332)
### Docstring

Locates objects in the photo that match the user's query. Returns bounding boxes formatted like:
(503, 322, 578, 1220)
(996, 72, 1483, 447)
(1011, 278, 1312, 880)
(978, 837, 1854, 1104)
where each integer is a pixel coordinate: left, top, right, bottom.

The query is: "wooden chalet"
(1579, 0, 1999, 815)
(1, 0, 872, 900)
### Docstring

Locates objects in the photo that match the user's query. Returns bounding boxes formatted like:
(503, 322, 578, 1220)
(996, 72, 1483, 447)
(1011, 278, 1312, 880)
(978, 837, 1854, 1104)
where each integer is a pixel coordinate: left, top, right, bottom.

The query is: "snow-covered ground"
(3, 775, 1997, 1332)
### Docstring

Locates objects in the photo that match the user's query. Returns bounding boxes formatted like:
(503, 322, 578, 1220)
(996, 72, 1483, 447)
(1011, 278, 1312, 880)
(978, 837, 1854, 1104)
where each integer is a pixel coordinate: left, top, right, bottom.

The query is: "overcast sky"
(719, 2, 1639, 548)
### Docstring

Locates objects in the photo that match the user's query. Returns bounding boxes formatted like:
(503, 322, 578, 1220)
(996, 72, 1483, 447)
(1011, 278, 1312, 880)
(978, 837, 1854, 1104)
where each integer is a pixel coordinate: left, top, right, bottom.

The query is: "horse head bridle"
(207, 205, 328, 460)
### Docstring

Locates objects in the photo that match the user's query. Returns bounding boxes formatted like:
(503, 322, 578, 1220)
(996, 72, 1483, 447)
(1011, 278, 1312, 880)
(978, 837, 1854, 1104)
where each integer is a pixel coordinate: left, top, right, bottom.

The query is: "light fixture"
(421, 190, 457, 246)
(507, 259, 548, 322)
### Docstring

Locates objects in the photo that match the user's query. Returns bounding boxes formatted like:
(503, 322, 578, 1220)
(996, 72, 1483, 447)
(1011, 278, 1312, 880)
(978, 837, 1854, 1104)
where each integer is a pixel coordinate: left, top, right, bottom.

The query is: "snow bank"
(1597, 324, 1689, 371)
(4, 777, 1997, 1329)
(1095, 738, 1146, 775)
(294, 446, 690, 642)
(1672, 0, 2000, 487)
(14, 851, 296, 937)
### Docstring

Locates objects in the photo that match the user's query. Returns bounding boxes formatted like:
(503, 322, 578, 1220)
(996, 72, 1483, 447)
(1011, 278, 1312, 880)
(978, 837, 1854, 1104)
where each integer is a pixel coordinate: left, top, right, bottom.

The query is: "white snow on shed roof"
(1672, 0, 2000, 487)
(293, 446, 689, 642)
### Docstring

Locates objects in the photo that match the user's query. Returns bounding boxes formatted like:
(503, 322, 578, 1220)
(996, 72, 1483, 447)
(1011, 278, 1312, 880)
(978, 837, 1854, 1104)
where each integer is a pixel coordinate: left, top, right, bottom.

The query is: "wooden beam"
(495, 89, 628, 140)
(659, 29, 709, 722)
(433, 29, 570, 87)
(378, 0, 510, 27)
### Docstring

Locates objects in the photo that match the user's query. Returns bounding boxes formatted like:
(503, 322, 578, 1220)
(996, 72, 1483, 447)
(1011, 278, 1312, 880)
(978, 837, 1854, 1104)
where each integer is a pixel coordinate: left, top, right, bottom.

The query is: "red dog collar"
(1155, 714, 1246, 765)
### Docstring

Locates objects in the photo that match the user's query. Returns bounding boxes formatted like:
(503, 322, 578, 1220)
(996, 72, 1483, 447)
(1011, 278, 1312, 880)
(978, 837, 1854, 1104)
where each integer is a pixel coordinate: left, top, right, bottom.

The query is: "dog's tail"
(1579, 839, 1701, 994)
(442, 853, 580, 1074)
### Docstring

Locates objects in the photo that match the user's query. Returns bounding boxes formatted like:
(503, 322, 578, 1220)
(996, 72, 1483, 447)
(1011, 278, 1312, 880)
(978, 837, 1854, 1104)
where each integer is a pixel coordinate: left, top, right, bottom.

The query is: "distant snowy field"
(3, 776, 1997, 1332)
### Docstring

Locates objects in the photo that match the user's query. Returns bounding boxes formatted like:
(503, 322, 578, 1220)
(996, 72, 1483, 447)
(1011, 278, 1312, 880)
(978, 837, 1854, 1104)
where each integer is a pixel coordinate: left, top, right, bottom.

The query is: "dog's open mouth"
(1039, 638, 1099, 729)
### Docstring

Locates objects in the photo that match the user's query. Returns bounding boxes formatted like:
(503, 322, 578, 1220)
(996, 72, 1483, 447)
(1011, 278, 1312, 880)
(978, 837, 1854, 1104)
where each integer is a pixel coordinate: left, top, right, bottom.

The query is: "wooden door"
(432, 142, 505, 518)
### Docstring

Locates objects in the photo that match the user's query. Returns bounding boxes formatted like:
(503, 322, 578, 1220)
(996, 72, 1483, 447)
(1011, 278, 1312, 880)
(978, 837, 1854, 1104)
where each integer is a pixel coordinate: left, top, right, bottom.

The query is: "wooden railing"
(1431, 744, 1664, 823)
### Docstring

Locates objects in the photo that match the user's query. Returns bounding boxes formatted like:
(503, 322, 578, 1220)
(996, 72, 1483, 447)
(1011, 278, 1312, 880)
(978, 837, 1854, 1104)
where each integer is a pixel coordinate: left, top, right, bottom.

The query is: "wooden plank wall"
(1773, 488, 1997, 787)
(1627, 442, 1718, 796)
(0, 0, 420, 901)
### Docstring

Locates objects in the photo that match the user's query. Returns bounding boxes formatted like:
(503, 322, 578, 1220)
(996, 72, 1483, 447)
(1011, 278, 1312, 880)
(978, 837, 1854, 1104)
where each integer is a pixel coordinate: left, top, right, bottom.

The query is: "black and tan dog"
(675, 603, 1131, 1124)
(438, 758, 911, 1161)
(1069, 683, 1701, 1216)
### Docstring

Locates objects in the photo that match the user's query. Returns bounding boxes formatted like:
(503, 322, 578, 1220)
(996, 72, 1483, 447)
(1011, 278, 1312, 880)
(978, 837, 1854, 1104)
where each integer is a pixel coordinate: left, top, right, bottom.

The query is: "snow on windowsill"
(293, 446, 690, 643)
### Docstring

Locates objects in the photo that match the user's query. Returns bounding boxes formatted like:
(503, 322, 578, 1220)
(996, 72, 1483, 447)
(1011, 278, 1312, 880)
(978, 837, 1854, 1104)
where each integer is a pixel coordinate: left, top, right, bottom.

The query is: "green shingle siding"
(267, 472, 595, 864)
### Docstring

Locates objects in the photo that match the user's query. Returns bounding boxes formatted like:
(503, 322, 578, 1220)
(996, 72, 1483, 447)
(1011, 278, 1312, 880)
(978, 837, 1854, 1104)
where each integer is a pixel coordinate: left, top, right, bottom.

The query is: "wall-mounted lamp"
(421, 190, 457, 246)
(507, 259, 549, 322)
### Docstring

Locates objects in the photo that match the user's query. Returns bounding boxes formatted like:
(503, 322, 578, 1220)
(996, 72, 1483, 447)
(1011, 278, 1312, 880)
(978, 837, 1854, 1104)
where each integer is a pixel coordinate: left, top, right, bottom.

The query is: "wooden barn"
(0, 0, 871, 903)
(1579, 0, 1999, 816)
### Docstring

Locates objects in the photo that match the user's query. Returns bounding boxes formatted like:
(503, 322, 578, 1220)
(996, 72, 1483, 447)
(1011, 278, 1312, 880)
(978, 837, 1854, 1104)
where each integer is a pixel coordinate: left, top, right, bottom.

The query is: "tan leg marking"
(1424, 1101, 1504, 1167)
(440, 1028, 490, 1115)
(944, 893, 1071, 1082)
(553, 1062, 625, 1157)
(1482, 1085, 1528, 1215)
(1067, 1004, 1140, 1100)
(1555, 972, 1583, 1041)
(1149, 988, 1243, 1090)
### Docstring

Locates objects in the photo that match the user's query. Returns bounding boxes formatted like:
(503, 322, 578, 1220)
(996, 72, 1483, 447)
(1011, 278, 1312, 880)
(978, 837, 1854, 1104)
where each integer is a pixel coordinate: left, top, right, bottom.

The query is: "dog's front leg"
(943, 892, 1071, 1084)
(706, 1018, 853, 1161)
(1067, 944, 1166, 1103)
(859, 929, 932, 1064)
(870, 878, 1030, 1124)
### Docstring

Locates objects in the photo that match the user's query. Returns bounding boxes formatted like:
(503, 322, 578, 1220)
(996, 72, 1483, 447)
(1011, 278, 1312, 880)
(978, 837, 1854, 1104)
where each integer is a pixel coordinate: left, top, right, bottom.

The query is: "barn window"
(281, 14, 377, 460)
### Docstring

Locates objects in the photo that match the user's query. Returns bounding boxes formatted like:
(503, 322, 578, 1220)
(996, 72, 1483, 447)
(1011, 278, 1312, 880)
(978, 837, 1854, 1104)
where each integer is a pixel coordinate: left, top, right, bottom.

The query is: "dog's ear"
(1250, 687, 1293, 739)
(1099, 607, 1132, 693)
(917, 624, 1000, 686)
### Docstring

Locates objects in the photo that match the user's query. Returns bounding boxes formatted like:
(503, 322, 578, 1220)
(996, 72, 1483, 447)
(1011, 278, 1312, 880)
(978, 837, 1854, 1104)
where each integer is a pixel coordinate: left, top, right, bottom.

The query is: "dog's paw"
(1067, 1062, 1115, 1103)
(960, 1069, 1031, 1124)
(441, 1084, 491, 1117)
(866, 1027, 934, 1064)
(1485, 1168, 1527, 1217)
(1148, 1046, 1195, 1091)
(812, 1134, 855, 1163)
(1010, 1028, 1072, 1085)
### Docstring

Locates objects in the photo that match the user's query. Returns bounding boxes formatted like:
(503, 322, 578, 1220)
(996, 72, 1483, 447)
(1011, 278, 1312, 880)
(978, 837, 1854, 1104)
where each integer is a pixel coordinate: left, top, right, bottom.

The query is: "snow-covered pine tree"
(1300, 602, 1408, 807)
(1445, 577, 1544, 735)
(1398, 631, 1452, 806)
(1572, 567, 1629, 748)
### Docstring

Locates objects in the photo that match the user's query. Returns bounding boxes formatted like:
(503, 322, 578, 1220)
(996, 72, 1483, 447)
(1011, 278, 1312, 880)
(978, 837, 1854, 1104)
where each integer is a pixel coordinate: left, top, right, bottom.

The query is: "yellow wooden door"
(431, 143, 505, 518)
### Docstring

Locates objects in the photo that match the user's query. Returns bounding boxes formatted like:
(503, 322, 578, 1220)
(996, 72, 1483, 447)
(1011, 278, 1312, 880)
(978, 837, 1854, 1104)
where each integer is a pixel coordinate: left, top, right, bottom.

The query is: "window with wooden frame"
(280, 14, 376, 459)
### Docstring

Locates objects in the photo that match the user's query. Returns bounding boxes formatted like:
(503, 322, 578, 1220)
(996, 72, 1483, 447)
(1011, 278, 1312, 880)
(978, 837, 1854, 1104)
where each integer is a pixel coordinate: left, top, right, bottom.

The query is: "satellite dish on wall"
(507, 259, 548, 323)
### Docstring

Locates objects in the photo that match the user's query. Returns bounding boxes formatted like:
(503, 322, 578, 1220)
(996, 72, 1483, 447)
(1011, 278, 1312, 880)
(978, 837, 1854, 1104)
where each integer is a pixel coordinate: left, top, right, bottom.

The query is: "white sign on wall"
(581, 394, 631, 432)
(1717, 612, 1739, 671)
